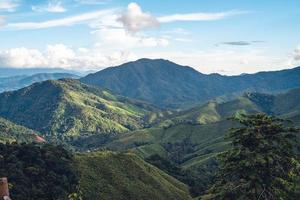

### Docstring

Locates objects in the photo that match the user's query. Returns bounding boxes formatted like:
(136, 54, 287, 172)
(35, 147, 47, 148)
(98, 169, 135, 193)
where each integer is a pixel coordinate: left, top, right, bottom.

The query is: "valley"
(0, 59, 299, 199)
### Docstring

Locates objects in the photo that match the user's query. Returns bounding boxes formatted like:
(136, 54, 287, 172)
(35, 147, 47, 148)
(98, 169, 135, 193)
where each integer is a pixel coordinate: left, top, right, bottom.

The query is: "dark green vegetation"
(203, 114, 300, 200)
(76, 151, 192, 200)
(99, 88, 300, 196)
(0, 117, 42, 143)
(0, 142, 193, 200)
(0, 73, 79, 92)
(0, 143, 78, 200)
(0, 79, 158, 144)
(81, 58, 300, 108)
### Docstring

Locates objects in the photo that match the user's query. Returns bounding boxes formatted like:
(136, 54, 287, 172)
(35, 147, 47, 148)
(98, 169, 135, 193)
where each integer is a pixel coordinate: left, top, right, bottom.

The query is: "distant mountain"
(0, 73, 79, 92)
(81, 58, 300, 108)
(76, 151, 192, 200)
(0, 67, 82, 78)
(0, 117, 43, 143)
(0, 79, 158, 143)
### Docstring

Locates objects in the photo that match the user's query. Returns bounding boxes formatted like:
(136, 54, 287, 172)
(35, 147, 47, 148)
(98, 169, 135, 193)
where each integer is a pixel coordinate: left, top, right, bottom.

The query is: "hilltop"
(0, 79, 158, 144)
(81, 59, 300, 108)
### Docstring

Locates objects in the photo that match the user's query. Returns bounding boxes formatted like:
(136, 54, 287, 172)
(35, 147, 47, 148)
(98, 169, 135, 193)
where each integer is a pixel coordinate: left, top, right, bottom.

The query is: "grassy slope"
(104, 89, 300, 170)
(0, 117, 41, 143)
(0, 79, 158, 143)
(75, 151, 192, 200)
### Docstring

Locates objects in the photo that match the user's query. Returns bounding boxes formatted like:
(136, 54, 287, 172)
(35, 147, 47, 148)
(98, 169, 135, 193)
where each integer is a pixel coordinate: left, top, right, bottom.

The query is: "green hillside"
(105, 89, 300, 162)
(0, 79, 158, 143)
(75, 151, 192, 200)
(0, 117, 43, 143)
(99, 89, 300, 196)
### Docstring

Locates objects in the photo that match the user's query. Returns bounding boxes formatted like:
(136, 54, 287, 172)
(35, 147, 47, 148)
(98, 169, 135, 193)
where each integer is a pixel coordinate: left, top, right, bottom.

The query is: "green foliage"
(75, 151, 192, 200)
(0, 143, 78, 200)
(0, 117, 41, 143)
(145, 154, 214, 197)
(0, 79, 158, 145)
(204, 114, 299, 200)
(101, 89, 300, 197)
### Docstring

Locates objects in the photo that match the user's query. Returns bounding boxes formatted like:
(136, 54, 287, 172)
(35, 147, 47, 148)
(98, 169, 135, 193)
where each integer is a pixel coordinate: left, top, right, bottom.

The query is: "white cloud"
(0, 44, 137, 70)
(6, 9, 115, 30)
(0, 0, 18, 11)
(158, 10, 247, 23)
(74, 0, 108, 5)
(293, 45, 300, 61)
(118, 2, 159, 33)
(32, 1, 67, 13)
(0, 16, 6, 26)
(1, 44, 291, 75)
(93, 28, 169, 49)
(135, 49, 291, 75)
(4, 2, 245, 32)
(0, 48, 47, 67)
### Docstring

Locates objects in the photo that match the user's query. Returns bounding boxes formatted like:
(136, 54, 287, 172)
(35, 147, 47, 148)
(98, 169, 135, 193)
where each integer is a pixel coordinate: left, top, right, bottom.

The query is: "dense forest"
(0, 143, 79, 200)
(0, 113, 299, 200)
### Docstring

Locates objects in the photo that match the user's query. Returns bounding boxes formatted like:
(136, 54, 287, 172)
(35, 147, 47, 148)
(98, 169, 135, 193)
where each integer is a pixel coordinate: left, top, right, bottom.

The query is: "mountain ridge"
(81, 58, 300, 108)
(0, 78, 159, 144)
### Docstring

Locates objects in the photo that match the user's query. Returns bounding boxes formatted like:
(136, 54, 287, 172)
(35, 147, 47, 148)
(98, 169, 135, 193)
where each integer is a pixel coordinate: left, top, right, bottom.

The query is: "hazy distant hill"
(0, 67, 82, 77)
(0, 79, 158, 143)
(81, 58, 300, 108)
(0, 73, 79, 92)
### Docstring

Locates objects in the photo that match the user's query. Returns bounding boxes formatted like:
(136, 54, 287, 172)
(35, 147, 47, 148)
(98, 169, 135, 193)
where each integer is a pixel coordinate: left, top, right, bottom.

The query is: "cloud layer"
(0, 44, 137, 70)
(158, 10, 246, 23)
(32, 1, 67, 13)
(293, 45, 300, 61)
(0, 0, 19, 11)
(6, 9, 115, 30)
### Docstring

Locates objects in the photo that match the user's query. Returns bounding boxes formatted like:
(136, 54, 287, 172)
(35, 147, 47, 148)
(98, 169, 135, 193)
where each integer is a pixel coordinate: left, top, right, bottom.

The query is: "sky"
(0, 0, 300, 75)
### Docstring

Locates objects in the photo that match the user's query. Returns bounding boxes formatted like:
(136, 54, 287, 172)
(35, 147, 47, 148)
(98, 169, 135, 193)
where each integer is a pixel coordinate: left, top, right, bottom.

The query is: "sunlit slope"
(0, 79, 158, 142)
(0, 117, 42, 143)
(75, 151, 192, 200)
(104, 89, 300, 171)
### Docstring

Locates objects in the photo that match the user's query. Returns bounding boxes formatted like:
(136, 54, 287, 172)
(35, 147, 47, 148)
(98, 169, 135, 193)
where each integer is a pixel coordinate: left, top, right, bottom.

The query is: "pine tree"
(203, 113, 299, 200)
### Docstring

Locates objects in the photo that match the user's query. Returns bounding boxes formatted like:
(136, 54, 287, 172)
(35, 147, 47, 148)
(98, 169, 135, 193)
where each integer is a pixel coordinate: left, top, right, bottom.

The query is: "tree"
(203, 113, 299, 200)
(0, 143, 79, 200)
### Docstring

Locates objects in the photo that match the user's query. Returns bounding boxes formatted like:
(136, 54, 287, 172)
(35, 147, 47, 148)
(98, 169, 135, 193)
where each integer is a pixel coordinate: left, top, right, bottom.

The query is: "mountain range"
(0, 73, 79, 92)
(0, 59, 300, 199)
(81, 59, 300, 108)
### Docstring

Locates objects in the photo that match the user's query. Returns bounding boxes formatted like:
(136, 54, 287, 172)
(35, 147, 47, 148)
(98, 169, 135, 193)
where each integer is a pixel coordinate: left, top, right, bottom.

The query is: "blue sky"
(0, 0, 299, 74)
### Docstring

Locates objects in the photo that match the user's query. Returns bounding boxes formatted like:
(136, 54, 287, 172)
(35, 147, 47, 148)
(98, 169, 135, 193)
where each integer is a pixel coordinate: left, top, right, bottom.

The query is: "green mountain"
(0, 73, 79, 92)
(0, 79, 158, 143)
(0, 117, 43, 143)
(105, 88, 300, 160)
(75, 151, 192, 200)
(81, 58, 300, 108)
(98, 88, 300, 195)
